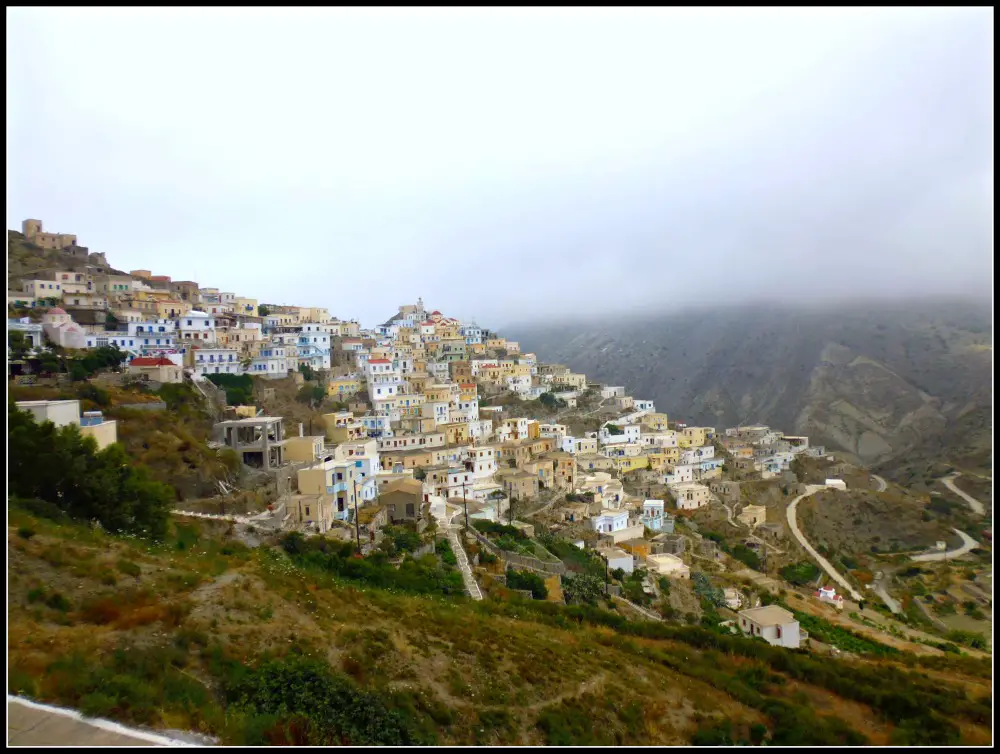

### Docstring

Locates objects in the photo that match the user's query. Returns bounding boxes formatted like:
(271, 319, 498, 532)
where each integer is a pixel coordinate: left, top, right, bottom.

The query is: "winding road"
(941, 473, 986, 516)
(911, 528, 980, 563)
(786, 484, 864, 602)
(871, 474, 888, 492)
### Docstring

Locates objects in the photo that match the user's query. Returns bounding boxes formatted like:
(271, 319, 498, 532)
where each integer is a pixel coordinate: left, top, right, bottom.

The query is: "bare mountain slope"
(509, 298, 991, 470)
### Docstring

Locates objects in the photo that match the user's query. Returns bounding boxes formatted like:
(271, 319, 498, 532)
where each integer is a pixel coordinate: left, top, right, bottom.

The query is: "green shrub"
(225, 656, 428, 745)
(17, 526, 35, 540)
(117, 559, 142, 578)
(9, 405, 173, 539)
(780, 561, 821, 586)
(505, 568, 548, 600)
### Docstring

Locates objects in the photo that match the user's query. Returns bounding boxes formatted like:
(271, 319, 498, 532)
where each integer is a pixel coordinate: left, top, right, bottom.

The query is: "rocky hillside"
(7, 230, 122, 287)
(510, 297, 991, 472)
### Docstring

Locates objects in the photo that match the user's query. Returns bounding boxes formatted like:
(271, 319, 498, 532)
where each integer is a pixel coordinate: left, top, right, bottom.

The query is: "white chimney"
(299, 422, 304, 437)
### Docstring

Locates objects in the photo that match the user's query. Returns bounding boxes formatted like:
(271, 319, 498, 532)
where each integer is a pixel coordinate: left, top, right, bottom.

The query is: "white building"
(602, 548, 634, 575)
(250, 344, 290, 377)
(737, 606, 803, 649)
(591, 508, 630, 534)
(646, 553, 691, 579)
(600, 385, 626, 399)
(599, 423, 642, 446)
(825, 478, 847, 490)
(194, 347, 242, 376)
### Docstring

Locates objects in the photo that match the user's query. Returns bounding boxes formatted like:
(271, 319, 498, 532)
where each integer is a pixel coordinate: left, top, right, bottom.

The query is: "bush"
(205, 373, 254, 406)
(225, 656, 427, 745)
(17, 526, 35, 540)
(780, 561, 820, 586)
(506, 568, 548, 600)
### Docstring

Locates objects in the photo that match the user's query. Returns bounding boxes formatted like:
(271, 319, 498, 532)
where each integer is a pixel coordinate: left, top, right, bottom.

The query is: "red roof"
(368, 358, 391, 364)
(130, 357, 175, 367)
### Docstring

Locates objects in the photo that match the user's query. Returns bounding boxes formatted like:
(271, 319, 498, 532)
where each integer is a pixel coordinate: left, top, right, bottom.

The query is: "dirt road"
(941, 473, 986, 515)
(786, 484, 864, 602)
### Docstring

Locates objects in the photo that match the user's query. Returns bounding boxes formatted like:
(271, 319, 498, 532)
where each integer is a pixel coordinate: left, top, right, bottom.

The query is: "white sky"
(6, 8, 993, 328)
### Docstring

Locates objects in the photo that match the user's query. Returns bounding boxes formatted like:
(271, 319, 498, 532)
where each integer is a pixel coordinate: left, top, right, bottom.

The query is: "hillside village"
(5, 216, 876, 641)
(6, 218, 994, 745)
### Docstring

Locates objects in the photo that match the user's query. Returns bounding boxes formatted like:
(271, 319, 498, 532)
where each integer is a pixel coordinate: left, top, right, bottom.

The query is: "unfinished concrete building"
(215, 416, 286, 470)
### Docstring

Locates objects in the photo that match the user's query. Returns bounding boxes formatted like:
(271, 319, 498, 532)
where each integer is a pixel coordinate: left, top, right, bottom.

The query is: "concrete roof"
(216, 416, 282, 426)
(739, 605, 795, 626)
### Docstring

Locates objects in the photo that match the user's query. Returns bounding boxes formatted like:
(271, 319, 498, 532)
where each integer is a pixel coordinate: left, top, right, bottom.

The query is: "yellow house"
(233, 297, 258, 317)
(525, 420, 541, 440)
(496, 468, 539, 499)
(679, 427, 709, 448)
(647, 451, 669, 471)
(641, 413, 670, 431)
(284, 435, 326, 463)
(399, 416, 437, 434)
(498, 440, 533, 468)
(527, 437, 556, 456)
(621, 539, 652, 559)
(406, 372, 433, 394)
(615, 456, 649, 474)
(468, 342, 486, 356)
(154, 297, 185, 319)
(322, 411, 366, 443)
(486, 338, 506, 350)
(440, 422, 470, 445)
(458, 382, 478, 402)
(381, 447, 450, 471)
(523, 457, 555, 488)
(541, 451, 577, 490)
(326, 378, 361, 399)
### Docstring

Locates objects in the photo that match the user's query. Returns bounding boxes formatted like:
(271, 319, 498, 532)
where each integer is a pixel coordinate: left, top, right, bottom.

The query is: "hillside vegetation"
(510, 297, 991, 475)
(7, 505, 993, 746)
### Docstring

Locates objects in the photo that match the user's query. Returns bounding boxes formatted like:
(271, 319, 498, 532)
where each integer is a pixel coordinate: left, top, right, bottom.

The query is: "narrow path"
(871, 573, 902, 614)
(941, 473, 986, 516)
(436, 503, 483, 601)
(786, 484, 864, 602)
(611, 594, 663, 622)
(871, 474, 887, 492)
(911, 528, 980, 563)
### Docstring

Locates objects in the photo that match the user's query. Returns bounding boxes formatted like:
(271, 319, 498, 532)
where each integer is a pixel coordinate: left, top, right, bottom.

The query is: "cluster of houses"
(9, 222, 831, 650)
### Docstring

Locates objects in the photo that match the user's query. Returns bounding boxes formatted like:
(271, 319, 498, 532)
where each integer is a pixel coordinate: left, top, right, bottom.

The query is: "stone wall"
(470, 527, 566, 575)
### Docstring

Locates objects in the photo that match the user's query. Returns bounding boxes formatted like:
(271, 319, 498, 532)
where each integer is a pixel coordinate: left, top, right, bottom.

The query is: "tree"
(258, 304, 272, 317)
(413, 467, 427, 481)
(299, 363, 318, 381)
(8, 404, 173, 539)
(606, 424, 624, 435)
(8, 330, 32, 360)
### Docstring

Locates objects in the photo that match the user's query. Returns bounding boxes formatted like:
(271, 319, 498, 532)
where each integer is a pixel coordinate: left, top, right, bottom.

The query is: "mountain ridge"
(509, 297, 992, 472)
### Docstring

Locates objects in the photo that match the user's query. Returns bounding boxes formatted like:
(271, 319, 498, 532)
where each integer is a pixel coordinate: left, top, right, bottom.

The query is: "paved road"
(786, 484, 864, 602)
(7, 696, 197, 746)
(941, 473, 986, 516)
(871, 474, 888, 492)
(911, 527, 980, 563)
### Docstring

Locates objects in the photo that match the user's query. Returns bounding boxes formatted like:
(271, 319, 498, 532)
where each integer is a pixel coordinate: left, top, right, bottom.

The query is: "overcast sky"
(6, 8, 993, 329)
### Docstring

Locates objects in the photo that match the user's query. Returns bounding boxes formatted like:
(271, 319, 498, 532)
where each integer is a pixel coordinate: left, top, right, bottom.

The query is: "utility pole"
(462, 479, 469, 530)
(353, 476, 361, 554)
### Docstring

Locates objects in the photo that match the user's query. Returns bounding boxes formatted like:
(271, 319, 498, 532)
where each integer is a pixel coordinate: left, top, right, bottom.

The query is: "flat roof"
(216, 417, 283, 426)
(739, 605, 795, 625)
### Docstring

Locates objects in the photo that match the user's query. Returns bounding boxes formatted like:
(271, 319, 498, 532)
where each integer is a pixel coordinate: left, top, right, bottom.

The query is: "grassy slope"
(7, 510, 993, 746)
